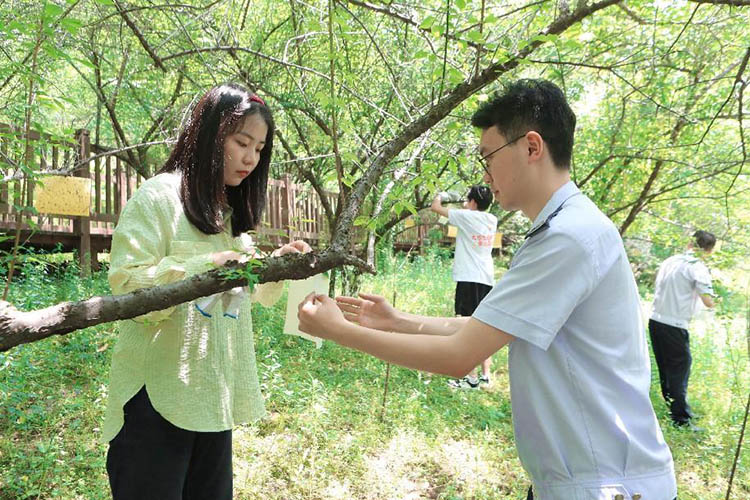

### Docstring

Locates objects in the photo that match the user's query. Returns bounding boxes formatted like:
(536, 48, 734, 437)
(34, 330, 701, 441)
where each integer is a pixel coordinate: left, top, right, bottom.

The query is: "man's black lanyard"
(524, 192, 582, 240)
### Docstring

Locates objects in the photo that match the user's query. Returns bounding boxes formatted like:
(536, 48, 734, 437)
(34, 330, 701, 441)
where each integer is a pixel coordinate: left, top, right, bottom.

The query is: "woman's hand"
(298, 293, 347, 340)
(272, 239, 313, 257)
(335, 292, 400, 332)
(212, 250, 247, 266)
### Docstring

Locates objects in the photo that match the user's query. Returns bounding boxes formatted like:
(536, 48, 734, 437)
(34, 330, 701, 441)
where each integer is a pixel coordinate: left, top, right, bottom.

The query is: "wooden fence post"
(73, 129, 91, 276)
(282, 174, 295, 243)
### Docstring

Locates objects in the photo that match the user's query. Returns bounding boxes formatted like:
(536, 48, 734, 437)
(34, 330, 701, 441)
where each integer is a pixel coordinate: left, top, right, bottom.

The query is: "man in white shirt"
(299, 79, 677, 499)
(431, 185, 497, 387)
(649, 230, 716, 429)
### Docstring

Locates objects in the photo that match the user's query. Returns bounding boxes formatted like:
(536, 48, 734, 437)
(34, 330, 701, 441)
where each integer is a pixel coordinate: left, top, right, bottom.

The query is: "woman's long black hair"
(159, 83, 274, 236)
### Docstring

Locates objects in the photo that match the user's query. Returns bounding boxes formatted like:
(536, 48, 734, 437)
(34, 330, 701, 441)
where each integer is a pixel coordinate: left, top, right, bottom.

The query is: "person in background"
(649, 229, 716, 430)
(431, 185, 497, 388)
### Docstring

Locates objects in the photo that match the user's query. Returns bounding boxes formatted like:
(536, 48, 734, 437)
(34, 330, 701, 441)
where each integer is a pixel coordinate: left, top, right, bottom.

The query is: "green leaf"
(419, 16, 436, 30)
(353, 215, 370, 226)
(467, 30, 483, 43)
(447, 67, 464, 85)
(61, 17, 82, 35)
(455, 0, 466, 9)
(342, 173, 357, 188)
(8, 20, 25, 32)
(42, 44, 65, 60)
(74, 57, 96, 69)
(43, 2, 63, 20)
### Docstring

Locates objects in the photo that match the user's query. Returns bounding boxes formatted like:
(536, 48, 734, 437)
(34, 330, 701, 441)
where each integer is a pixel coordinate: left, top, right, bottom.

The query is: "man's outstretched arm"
(299, 294, 513, 378)
(335, 292, 468, 336)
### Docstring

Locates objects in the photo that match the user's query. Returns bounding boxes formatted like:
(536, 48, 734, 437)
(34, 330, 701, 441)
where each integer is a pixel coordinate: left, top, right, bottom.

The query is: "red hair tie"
(249, 95, 265, 106)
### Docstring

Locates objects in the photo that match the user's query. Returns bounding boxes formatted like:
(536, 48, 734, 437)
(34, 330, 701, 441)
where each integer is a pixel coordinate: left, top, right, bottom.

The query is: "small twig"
(437, 0, 451, 102)
(380, 290, 396, 422)
(113, 0, 166, 71)
(725, 392, 749, 499)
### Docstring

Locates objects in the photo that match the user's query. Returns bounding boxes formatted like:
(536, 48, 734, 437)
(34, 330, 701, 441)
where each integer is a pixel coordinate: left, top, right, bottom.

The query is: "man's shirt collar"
(526, 180, 580, 239)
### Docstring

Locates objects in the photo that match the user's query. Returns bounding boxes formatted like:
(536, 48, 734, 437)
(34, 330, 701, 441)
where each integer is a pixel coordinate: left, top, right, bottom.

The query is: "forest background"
(0, 0, 749, 498)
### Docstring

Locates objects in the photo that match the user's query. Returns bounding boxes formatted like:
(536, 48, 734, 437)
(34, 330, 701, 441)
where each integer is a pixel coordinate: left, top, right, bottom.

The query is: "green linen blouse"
(101, 171, 282, 443)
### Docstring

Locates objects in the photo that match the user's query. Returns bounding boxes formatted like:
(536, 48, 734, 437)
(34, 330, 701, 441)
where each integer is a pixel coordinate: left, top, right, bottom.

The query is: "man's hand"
(432, 194, 442, 209)
(298, 293, 347, 339)
(335, 292, 400, 332)
(699, 293, 715, 309)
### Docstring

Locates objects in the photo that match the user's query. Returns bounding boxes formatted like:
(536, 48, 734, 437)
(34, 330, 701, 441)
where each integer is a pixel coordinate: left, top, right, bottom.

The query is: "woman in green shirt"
(104, 84, 310, 500)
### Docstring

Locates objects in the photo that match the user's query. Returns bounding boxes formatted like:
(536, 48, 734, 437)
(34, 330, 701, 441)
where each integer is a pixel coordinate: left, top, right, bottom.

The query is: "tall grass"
(0, 253, 748, 499)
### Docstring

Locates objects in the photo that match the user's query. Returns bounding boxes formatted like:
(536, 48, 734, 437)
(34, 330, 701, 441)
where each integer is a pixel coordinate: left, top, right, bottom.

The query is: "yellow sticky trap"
(34, 175, 91, 216)
(493, 232, 503, 249)
(447, 225, 457, 238)
(404, 217, 414, 228)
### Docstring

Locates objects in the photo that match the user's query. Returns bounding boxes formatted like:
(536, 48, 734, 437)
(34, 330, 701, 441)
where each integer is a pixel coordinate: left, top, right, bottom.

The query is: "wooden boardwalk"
(0, 124, 337, 272)
(0, 123, 458, 275)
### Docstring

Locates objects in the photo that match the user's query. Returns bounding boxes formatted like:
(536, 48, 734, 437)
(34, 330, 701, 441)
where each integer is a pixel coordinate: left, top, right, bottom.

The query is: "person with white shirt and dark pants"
(431, 185, 497, 388)
(649, 230, 716, 430)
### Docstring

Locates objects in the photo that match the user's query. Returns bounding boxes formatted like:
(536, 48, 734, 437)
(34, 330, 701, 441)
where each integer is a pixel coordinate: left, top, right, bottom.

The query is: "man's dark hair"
(471, 79, 576, 169)
(159, 83, 274, 236)
(693, 230, 716, 251)
(467, 185, 492, 211)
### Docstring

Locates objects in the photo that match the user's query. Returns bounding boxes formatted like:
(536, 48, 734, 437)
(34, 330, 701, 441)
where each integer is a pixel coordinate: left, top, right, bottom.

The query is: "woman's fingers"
(289, 240, 312, 253)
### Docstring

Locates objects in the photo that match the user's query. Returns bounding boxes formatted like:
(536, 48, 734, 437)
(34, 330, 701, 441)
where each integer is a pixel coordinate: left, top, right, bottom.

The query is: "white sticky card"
(283, 273, 330, 348)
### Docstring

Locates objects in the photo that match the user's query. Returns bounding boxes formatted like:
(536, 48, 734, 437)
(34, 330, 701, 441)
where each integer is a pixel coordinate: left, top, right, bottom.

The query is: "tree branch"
(0, 251, 373, 352)
(113, 0, 167, 72)
(687, 0, 750, 5)
(345, 0, 484, 50)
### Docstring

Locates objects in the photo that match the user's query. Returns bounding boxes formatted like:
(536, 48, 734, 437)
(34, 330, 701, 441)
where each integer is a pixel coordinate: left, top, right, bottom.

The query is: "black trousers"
(649, 319, 694, 425)
(106, 386, 233, 500)
(455, 281, 493, 316)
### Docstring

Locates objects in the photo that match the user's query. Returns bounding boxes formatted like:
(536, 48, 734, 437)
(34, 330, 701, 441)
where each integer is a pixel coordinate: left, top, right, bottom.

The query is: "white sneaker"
(447, 376, 480, 389)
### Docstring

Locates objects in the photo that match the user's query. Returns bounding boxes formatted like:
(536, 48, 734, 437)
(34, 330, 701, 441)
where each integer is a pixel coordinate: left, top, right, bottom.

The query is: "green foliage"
(1, 254, 749, 498)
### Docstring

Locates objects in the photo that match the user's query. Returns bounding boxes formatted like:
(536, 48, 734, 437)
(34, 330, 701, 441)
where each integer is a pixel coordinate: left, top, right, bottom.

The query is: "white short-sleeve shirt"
(651, 252, 713, 329)
(448, 209, 497, 286)
(473, 181, 676, 499)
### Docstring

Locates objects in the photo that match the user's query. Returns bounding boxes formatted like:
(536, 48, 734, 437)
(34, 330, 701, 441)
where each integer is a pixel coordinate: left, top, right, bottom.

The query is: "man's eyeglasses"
(477, 134, 526, 179)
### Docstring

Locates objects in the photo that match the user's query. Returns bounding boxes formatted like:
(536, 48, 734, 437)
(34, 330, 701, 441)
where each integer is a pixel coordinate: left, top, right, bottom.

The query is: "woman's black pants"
(106, 386, 233, 500)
